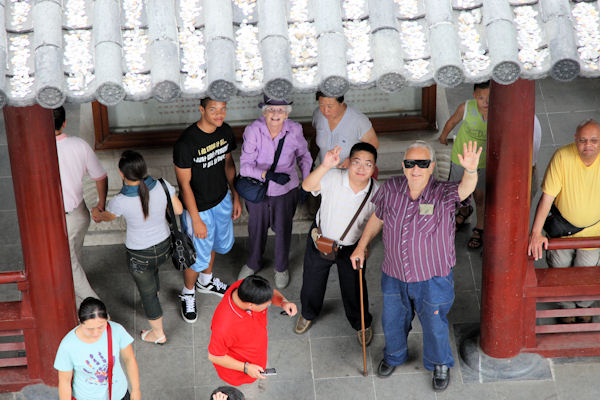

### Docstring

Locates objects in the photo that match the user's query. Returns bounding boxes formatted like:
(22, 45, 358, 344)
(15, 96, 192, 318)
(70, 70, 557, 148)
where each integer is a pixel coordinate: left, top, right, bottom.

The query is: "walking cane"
(356, 258, 368, 377)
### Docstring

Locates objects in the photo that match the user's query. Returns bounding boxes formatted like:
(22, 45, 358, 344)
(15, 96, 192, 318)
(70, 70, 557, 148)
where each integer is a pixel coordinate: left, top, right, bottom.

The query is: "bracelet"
(465, 169, 477, 174)
(243, 362, 248, 375)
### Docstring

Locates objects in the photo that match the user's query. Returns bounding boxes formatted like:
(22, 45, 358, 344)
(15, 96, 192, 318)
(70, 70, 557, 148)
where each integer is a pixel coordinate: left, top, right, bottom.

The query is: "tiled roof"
(2, 0, 600, 108)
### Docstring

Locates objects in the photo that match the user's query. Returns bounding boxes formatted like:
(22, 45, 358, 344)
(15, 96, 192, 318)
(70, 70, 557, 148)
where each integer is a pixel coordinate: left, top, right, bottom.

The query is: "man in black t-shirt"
(173, 98, 242, 323)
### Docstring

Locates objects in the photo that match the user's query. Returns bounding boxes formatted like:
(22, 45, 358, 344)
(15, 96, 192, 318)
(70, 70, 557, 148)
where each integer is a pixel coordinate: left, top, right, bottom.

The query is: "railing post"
(3, 105, 77, 386)
(480, 79, 534, 357)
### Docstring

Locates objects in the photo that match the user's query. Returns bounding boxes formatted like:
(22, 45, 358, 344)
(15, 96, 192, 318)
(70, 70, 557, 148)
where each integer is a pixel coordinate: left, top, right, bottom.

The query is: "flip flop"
(468, 228, 483, 249)
(455, 205, 473, 231)
(140, 329, 166, 345)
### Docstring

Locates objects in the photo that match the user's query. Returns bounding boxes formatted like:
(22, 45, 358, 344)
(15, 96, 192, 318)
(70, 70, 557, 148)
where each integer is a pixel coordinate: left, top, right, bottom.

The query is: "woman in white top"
(94, 151, 183, 345)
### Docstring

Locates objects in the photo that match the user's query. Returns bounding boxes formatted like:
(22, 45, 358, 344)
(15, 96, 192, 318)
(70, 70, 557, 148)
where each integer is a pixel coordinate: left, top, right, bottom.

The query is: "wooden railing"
(0, 270, 42, 392)
(523, 237, 600, 357)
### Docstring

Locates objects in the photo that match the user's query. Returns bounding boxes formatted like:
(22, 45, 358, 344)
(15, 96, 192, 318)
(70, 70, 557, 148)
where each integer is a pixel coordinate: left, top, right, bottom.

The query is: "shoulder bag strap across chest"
(338, 178, 374, 243)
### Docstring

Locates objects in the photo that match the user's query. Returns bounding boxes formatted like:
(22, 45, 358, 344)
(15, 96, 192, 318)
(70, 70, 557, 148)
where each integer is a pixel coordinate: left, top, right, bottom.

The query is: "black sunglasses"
(403, 159, 431, 169)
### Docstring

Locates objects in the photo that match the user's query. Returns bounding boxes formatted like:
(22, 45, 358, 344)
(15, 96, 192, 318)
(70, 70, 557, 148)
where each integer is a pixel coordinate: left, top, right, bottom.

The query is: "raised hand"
(322, 146, 342, 169)
(457, 140, 482, 172)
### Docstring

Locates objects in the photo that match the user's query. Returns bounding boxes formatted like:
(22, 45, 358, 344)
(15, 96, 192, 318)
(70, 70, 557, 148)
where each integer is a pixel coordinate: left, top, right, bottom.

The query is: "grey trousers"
(66, 201, 100, 307)
(547, 248, 600, 308)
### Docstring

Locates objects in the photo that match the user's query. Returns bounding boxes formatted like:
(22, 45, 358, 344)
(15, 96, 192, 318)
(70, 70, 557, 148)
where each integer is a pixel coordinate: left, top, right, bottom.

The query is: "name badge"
(420, 204, 434, 215)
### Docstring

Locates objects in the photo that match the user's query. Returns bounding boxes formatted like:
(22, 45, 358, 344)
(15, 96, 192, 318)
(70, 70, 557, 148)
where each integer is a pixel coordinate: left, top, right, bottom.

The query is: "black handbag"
(159, 178, 196, 271)
(235, 135, 286, 203)
(543, 204, 597, 238)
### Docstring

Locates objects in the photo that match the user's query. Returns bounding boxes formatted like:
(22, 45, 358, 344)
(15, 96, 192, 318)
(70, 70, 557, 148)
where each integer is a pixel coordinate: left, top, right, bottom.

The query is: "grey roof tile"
(1, 0, 599, 107)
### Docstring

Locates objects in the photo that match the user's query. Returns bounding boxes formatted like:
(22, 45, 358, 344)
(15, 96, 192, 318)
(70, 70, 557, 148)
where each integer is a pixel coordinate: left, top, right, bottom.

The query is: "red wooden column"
(480, 79, 534, 358)
(3, 105, 77, 386)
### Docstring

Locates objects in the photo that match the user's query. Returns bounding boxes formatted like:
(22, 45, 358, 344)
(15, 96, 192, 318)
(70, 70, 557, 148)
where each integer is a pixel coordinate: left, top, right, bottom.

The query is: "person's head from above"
(78, 297, 109, 341)
(118, 150, 152, 218)
(258, 95, 292, 134)
(574, 119, 600, 165)
(348, 142, 377, 185)
(209, 386, 245, 400)
(118, 150, 147, 183)
(238, 275, 273, 312)
(316, 91, 346, 121)
(473, 80, 490, 115)
(199, 97, 227, 130)
(53, 106, 66, 134)
(402, 140, 436, 188)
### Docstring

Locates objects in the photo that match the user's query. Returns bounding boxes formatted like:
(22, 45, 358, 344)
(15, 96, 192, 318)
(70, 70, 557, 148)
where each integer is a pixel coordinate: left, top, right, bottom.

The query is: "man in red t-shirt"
(208, 275, 297, 386)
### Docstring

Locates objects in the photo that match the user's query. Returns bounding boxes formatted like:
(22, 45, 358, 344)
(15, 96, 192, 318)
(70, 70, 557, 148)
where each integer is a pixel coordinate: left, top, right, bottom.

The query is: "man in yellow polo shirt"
(528, 119, 600, 322)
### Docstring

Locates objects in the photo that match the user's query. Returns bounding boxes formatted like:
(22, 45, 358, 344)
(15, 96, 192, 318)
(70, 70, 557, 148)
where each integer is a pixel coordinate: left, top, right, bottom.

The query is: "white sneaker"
(179, 293, 197, 323)
(238, 264, 256, 281)
(274, 270, 289, 289)
(196, 276, 228, 297)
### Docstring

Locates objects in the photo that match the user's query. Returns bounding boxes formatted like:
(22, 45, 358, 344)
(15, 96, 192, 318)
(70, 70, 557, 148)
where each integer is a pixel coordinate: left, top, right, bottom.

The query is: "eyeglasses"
(577, 138, 599, 145)
(350, 159, 374, 169)
(403, 159, 431, 169)
(264, 107, 288, 114)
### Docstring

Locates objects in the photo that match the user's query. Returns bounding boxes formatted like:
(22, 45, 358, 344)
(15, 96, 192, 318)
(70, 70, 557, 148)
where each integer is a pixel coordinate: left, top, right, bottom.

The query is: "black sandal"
(468, 228, 483, 249)
(455, 205, 473, 231)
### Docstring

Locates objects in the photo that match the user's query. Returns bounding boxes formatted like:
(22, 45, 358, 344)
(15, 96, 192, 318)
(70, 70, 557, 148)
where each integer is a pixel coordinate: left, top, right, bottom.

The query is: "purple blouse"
(372, 175, 468, 282)
(240, 117, 313, 197)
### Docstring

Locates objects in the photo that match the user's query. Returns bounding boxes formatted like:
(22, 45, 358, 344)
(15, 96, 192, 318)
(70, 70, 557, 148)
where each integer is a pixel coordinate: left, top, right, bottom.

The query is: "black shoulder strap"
(339, 178, 374, 242)
(268, 135, 287, 172)
(159, 178, 179, 233)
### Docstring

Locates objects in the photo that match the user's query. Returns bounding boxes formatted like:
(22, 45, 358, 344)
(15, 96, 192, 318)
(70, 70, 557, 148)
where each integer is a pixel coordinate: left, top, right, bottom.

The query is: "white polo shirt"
(313, 168, 380, 246)
(56, 134, 107, 212)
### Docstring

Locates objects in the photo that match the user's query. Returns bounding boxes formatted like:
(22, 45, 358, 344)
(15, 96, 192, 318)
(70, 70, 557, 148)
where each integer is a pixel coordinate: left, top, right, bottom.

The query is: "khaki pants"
(66, 201, 100, 307)
(547, 248, 600, 308)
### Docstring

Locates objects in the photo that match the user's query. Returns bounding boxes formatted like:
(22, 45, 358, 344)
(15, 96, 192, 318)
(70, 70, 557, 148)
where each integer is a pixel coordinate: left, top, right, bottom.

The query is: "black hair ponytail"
(119, 150, 150, 218)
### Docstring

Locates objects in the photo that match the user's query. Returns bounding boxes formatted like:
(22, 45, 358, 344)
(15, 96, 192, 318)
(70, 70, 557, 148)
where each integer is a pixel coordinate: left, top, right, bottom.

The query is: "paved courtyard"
(80, 78, 600, 399)
(3, 78, 600, 399)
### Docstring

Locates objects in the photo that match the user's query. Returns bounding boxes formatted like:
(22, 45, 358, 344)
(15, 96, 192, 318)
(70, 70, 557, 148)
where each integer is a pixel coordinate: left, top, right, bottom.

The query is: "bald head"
(574, 119, 600, 166)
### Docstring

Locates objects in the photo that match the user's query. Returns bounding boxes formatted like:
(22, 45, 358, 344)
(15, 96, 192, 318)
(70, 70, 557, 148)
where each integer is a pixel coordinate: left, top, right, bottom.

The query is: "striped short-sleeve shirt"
(372, 176, 466, 282)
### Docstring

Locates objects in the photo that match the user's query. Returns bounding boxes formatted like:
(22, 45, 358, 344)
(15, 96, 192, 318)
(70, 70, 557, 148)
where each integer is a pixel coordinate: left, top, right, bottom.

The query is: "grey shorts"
(449, 163, 486, 192)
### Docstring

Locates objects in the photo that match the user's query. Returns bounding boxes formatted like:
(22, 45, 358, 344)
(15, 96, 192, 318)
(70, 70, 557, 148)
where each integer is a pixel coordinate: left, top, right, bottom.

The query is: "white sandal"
(140, 329, 166, 345)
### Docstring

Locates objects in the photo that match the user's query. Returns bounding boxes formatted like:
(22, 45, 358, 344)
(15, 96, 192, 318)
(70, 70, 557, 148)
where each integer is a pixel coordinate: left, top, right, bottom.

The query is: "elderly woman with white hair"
(237, 95, 313, 288)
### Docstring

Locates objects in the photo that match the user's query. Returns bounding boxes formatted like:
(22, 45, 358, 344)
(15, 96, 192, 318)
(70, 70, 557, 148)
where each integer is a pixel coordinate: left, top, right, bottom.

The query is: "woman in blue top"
(54, 297, 140, 400)
(93, 151, 183, 342)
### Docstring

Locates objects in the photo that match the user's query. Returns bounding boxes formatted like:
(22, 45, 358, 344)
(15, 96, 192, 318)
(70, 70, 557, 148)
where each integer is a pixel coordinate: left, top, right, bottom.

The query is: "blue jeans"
(381, 271, 455, 371)
(126, 237, 171, 320)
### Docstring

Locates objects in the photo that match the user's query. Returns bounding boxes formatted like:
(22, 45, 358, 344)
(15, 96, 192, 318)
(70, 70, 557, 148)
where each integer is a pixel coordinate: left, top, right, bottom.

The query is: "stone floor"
(4, 77, 600, 399)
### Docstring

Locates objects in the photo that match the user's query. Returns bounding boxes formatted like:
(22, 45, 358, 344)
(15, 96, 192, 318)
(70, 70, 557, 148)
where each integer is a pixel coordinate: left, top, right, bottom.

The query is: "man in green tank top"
(439, 81, 490, 249)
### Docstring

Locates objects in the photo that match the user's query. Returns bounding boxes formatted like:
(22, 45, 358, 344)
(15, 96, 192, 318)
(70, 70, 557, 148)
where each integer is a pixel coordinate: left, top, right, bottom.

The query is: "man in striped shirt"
(351, 140, 481, 391)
